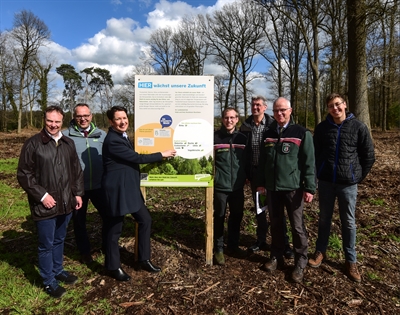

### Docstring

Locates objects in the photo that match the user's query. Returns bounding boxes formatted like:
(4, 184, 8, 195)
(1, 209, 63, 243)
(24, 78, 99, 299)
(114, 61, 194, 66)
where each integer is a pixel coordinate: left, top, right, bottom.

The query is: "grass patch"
(368, 198, 385, 206)
(327, 233, 343, 259)
(242, 209, 256, 234)
(0, 182, 29, 221)
(0, 158, 18, 173)
(365, 271, 382, 281)
(389, 234, 400, 243)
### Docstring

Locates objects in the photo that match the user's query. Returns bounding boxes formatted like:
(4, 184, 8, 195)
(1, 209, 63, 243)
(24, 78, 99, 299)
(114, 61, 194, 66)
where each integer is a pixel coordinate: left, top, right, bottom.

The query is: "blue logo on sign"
(138, 82, 152, 88)
(160, 115, 172, 128)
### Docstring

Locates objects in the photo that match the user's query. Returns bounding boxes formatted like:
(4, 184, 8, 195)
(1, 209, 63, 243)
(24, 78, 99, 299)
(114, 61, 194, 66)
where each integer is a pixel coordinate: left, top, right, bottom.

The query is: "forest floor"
(0, 129, 399, 314)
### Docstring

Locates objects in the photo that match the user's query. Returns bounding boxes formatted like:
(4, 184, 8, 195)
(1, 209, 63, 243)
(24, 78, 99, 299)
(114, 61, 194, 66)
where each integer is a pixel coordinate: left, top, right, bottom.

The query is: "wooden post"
(205, 186, 214, 265)
(140, 185, 213, 265)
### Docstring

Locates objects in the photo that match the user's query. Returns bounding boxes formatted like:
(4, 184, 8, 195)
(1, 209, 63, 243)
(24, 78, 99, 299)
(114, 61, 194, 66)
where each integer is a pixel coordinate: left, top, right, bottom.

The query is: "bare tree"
(0, 32, 18, 131)
(256, 0, 327, 126)
(10, 10, 50, 133)
(146, 26, 184, 75)
(173, 15, 210, 75)
(24, 65, 39, 126)
(214, 75, 228, 116)
(320, 0, 348, 94)
(200, 1, 265, 117)
(32, 57, 53, 113)
(368, 0, 399, 130)
(81, 67, 94, 104)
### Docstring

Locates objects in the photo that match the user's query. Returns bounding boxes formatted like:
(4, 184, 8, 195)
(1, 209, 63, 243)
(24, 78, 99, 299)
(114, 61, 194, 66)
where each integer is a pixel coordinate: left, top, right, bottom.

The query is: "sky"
(0, 0, 270, 108)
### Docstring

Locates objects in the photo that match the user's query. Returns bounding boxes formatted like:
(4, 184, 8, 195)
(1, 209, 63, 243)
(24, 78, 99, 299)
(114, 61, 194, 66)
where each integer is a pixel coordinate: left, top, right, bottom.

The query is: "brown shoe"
(308, 251, 325, 268)
(345, 261, 361, 282)
(292, 265, 304, 283)
(263, 257, 284, 272)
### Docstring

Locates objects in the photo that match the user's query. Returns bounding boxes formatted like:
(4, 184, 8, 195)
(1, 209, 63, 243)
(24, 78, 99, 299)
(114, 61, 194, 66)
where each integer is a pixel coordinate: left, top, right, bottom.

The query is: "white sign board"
(135, 75, 214, 187)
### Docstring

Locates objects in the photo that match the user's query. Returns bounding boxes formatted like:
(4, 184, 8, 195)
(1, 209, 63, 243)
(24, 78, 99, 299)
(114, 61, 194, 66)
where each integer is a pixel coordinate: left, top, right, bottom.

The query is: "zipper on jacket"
(229, 135, 234, 191)
(333, 124, 343, 183)
(273, 128, 281, 191)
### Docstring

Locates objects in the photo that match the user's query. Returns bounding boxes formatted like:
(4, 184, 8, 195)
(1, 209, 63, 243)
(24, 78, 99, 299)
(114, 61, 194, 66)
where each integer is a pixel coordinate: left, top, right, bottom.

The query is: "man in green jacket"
(257, 97, 316, 283)
(213, 107, 249, 265)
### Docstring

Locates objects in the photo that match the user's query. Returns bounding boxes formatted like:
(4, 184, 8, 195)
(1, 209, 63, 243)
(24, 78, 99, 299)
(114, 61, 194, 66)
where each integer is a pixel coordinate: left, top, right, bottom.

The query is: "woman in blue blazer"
(102, 106, 176, 281)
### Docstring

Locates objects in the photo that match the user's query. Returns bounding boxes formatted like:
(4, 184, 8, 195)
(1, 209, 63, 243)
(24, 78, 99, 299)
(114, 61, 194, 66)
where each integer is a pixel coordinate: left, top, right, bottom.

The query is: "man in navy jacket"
(308, 92, 375, 283)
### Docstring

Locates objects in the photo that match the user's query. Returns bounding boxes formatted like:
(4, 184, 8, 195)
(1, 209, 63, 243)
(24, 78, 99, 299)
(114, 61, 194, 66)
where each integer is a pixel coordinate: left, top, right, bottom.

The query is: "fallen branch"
(197, 281, 220, 296)
(355, 288, 365, 298)
(172, 285, 195, 290)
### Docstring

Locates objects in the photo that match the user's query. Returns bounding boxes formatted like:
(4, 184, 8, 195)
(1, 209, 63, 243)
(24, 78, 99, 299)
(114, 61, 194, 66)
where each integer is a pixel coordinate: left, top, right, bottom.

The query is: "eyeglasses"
(272, 108, 290, 114)
(327, 101, 344, 109)
(75, 114, 91, 119)
(223, 116, 238, 120)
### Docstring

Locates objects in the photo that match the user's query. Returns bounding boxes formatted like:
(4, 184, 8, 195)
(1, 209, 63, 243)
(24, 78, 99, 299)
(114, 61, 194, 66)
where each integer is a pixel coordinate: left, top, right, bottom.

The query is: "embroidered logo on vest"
(282, 143, 290, 153)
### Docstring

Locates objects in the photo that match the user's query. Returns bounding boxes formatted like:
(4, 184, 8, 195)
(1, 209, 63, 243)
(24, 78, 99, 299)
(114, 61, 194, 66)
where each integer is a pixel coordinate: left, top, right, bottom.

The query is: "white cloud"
(50, 0, 247, 91)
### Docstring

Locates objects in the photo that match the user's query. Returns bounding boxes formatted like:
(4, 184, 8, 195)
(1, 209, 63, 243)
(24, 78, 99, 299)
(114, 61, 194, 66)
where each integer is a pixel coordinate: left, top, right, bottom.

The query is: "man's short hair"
(273, 97, 291, 108)
(251, 95, 267, 106)
(222, 107, 239, 118)
(325, 92, 346, 105)
(73, 103, 91, 116)
(44, 106, 64, 118)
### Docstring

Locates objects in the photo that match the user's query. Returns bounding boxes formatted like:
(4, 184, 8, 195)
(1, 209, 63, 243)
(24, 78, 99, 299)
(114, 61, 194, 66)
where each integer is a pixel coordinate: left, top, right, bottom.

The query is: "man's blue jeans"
(316, 180, 358, 262)
(36, 212, 72, 286)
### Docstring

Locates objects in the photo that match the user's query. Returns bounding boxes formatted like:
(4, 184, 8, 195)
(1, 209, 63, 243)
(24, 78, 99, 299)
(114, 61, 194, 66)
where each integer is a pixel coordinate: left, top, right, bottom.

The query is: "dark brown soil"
(1, 129, 399, 314)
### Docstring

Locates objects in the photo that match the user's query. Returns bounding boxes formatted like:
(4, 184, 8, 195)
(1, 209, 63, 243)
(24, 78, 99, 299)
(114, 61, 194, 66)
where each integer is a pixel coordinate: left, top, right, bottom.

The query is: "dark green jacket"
(257, 119, 316, 193)
(214, 126, 248, 192)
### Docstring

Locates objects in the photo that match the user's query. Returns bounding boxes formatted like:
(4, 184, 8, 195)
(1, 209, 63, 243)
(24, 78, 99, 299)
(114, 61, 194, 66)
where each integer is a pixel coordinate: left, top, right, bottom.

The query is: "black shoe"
(247, 241, 269, 253)
(226, 247, 248, 258)
(55, 271, 78, 285)
(80, 254, 94, 264)
(109, 268, 131, 281)
(45, 281, 66, 298)
(138, 260, 161, 273)
(292, 265, 304, 283)
(263, 256, 284, 272)
(284, 246, 295, 259)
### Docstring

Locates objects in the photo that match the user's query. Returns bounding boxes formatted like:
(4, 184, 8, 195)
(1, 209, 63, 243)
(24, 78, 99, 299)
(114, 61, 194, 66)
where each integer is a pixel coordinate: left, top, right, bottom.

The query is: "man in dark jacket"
(240, 95, 293, 258)
(308, 92, 375, 283)
(17, 106, 84, 298)
(213, 107, 248, 265)
(257, 97, 316, 283)
(63, 103, 107, 264)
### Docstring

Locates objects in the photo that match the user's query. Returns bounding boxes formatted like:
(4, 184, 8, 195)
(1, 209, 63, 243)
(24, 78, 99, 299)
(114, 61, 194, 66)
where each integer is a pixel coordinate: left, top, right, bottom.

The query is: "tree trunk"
(347, 0, 371, 131)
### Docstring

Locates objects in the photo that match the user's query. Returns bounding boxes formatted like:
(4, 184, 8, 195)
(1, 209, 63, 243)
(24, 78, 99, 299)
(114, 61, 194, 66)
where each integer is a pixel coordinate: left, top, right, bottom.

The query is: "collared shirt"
(45, 130, 62, 144)
(80, 127, 90, 137)
(276, 122, 289, 134)
(251, 116, 267, 166)
(41, 130, 63, 201)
